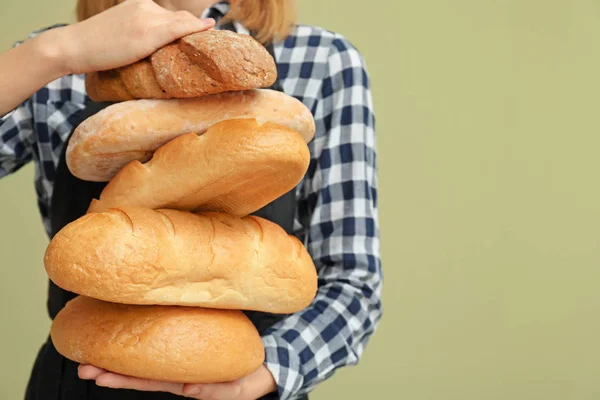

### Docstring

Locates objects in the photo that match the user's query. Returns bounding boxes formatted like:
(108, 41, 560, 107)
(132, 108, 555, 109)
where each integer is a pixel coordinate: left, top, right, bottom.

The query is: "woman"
(0, 1, 383, 399)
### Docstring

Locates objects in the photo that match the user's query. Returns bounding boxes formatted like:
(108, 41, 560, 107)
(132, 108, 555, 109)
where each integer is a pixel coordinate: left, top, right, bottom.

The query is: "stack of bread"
(43, 30, 318, 384)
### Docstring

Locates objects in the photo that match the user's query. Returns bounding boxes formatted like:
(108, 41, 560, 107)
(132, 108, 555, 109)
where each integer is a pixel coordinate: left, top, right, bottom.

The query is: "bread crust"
(44, 207, 318, 313)
(66, 89, 316, 182)
(86, 30, 277, 102)
(49, 28, 318, 382)
(85, 118, 310, 217)
(51, 296, 265, 383)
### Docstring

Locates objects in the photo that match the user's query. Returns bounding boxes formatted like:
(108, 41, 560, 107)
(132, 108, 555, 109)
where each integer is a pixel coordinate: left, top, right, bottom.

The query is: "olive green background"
(2, 1, 600, 399)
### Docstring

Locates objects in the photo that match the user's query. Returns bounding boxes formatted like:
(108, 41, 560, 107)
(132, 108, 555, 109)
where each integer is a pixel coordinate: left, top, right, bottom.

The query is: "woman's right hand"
(53, 0, 215, 75)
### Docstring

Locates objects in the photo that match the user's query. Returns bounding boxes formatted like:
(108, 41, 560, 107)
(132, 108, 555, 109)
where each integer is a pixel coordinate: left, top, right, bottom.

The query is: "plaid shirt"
(0, 2, 383, 399)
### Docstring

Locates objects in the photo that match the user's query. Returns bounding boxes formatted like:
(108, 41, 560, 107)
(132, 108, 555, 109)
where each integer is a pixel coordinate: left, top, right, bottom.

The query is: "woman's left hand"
(78, 364, 277, 400)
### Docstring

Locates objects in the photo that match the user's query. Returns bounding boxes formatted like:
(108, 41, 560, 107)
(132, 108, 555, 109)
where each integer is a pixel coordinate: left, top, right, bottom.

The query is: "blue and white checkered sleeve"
(0, 29, 54, 179)
(0, 98, 35, 179)
(261, 36, 383, 399)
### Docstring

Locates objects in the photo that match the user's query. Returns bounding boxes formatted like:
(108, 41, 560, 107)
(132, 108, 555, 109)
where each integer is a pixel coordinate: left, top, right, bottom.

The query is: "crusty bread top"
(66, 89, 316, 182)
(86, 118, 311, 217)
(86, 30, 277, 101)
(44, 207, 318, 313)
(51, 295, 265, 383)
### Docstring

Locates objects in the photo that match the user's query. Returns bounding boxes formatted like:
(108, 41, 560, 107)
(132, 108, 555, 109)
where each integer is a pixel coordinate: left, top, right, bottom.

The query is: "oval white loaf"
(86, 118, 310, 217)
(51, 296, 265, 383)
(44, 207, 318, 314)
(67, 89, 316, 182)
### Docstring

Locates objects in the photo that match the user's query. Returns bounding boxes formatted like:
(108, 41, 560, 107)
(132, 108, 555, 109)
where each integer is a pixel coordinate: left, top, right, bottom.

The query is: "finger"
(182, 384, 205, 398)
(150, 17, 215, 45)
(183, 380, 243, 399)
(95, 372, 185, 395)
(78, 365, 107, 380)
(169, 15, 216, 36)
(167, 11, 214, 32)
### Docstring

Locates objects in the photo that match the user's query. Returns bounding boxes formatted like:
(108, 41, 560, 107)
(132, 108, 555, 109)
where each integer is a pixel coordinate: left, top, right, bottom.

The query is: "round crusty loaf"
(86, 118, 310, 217)
(67, 89, 316, 182)
(51, 296, 265, 383)
(44, 207, 318, 314)
(86, 29, 277, 102)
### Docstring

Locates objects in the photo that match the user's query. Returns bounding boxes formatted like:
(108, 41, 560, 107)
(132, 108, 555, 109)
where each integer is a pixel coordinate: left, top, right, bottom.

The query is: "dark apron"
(25, 26, 308, 400)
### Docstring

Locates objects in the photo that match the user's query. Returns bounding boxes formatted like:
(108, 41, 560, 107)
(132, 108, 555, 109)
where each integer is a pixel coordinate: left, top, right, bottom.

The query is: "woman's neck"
(156, 0, 220, 16)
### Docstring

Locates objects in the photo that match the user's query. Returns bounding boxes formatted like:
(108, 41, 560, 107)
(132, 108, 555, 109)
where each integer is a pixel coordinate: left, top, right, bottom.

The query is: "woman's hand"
(54, 0, 215, 75)
(78, 363, 278, 400)
(0, 0, 214, 116)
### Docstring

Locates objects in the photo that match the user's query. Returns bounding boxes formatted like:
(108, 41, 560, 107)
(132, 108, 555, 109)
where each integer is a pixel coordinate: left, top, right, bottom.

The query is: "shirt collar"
(200, 1, 250, 35)
(201, 1, 231, 23)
